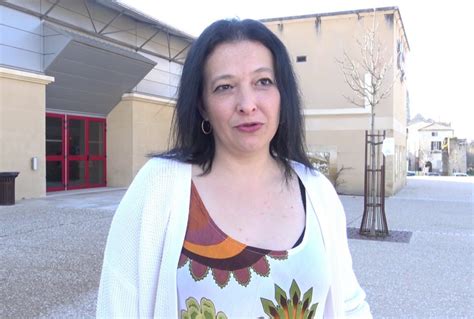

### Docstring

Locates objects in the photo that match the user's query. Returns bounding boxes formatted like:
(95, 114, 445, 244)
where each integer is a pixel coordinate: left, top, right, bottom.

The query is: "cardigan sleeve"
(96, 158, 188, 318)
(96, 162, 152, 318)
(322, 176, 372, 318)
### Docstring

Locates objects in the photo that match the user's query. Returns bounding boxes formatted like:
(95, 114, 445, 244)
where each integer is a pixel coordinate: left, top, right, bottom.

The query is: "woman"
(97, 19, 371, 318)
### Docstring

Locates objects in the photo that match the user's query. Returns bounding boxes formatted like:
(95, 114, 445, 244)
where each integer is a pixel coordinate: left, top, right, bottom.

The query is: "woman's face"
(202, 40, 281, 158)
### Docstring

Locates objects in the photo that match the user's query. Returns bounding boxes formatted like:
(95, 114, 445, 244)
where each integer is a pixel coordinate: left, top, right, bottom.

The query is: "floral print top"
(177, 181, 330, 318)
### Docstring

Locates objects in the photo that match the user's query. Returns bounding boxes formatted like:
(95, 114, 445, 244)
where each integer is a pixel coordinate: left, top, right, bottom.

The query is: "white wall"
(419, 130, 454, 171)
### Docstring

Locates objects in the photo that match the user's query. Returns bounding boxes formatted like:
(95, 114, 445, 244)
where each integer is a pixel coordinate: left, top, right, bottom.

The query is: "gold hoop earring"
(201, 120, 212, 135)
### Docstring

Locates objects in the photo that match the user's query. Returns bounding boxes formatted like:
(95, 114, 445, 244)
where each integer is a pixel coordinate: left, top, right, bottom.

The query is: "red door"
(46, 114, 106, 191)
(67, 116, 106, 189)
(46, 113, 66, 191)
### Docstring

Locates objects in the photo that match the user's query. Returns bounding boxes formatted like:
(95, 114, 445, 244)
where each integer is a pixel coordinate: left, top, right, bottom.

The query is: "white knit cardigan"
(96, 158, 371, 318)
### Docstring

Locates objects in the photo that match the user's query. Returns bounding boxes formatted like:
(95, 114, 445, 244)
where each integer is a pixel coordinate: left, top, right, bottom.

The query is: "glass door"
(46, 113, 65, 191)
(67, 116, 87, 189)
(67, 116, 106, 189)
(88, 119, 106, 187)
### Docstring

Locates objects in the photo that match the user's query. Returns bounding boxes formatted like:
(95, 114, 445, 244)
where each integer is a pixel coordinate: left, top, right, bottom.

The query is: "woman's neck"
(209, 149, 283, 183)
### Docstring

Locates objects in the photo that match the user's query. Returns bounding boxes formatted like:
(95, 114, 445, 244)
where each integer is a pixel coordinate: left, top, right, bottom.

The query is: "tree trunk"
(370, 108, 376, 235)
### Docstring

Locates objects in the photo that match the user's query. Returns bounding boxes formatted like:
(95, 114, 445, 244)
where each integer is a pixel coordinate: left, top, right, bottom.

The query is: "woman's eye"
(257, 78, 274, 86)
(214, 84, 232, 92)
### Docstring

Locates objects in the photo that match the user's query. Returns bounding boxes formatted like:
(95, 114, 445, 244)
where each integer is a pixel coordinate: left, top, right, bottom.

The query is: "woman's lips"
(235, 122, 263, 132)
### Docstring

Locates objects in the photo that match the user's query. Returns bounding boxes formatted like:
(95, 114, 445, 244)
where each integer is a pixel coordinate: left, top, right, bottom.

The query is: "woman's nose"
(236, 87, 257, 114)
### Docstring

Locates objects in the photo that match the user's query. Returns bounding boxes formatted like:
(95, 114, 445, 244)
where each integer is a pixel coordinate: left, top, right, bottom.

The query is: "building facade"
(262, 7, 409, 195)
(467, 141, 474, 175)
(407, 120, 454, 173)
(1, 0, 193, 199)
(442, 137, 468, 175)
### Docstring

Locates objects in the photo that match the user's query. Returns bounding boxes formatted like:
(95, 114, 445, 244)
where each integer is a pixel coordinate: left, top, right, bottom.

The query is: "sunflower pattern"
(181, 297, 228, 319)
(178, 182, 329, 318)
(178, 182, 288, 288)
(260, 280, 319, 319)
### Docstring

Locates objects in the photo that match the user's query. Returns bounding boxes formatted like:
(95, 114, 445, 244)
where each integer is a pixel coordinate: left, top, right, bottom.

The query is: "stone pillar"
(107, 93, 175, 187)
(0, 67, 54, 199)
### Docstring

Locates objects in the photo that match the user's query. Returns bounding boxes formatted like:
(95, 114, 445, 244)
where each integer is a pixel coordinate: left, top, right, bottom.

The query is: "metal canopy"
(1, 0, 193, 64)
(44, 22, 156, 115)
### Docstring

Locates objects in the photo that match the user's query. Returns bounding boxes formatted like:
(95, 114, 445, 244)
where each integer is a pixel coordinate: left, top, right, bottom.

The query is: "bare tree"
(337, 11, 397, 237)
(337, 14, 395, 134)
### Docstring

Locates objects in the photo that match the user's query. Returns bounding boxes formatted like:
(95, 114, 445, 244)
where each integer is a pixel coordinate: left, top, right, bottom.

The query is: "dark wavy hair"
(158, 19, 313, 177)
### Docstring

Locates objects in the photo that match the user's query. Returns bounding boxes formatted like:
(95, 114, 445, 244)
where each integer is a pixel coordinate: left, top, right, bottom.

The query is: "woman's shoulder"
(129, 157, 191, 189)
(291, 161, 344, 224)
(291, 161, 324, 181)
(139, 157, 189, 174)
(291, 161, 335, 194)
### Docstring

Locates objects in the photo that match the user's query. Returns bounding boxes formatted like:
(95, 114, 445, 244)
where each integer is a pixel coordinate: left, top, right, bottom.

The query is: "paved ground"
(0, 189, 124, 319)
(0, 177, 473, 318)
(344, 176, 473, 318)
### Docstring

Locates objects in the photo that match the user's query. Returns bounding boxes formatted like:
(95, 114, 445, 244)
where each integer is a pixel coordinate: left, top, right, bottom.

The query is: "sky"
(122, 0, 473, 140)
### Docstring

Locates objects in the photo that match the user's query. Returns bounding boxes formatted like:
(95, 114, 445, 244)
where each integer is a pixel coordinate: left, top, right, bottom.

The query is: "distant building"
(418, 123, 454, 173)
(407, 118, 454, 173)
(407, 120, 430, 171)
(262, 7, 409, 195)
(442, 138, 468, 175)
(467, 142, 474, 175)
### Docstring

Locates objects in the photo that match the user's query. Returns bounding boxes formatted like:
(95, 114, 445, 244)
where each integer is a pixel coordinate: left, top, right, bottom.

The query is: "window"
(296, 56, 307, 63)
(431, 141, 441, 151)
(431, 132, 438, 137)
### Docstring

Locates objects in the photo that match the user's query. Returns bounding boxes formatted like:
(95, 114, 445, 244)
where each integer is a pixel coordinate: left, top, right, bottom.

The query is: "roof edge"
(419, 123, 453, 131)
(98, 0, 195, 41)
(259, 6, 399, 23)
(260, 6, 410, 50)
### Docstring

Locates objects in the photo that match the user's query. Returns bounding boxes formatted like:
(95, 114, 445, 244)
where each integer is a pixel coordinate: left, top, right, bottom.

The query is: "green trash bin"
(0, 172, 20, 205)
